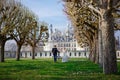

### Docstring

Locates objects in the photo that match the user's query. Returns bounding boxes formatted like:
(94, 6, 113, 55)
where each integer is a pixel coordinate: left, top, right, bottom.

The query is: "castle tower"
(49, 24, 53, 41)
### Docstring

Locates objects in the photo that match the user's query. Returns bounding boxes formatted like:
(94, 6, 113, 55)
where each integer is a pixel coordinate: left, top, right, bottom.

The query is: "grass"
(0, 58, 120, 80)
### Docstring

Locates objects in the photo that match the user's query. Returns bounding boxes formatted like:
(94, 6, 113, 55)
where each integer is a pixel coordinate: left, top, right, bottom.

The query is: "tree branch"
(114, 2, 120, 9)
(88, 5, 102, 17)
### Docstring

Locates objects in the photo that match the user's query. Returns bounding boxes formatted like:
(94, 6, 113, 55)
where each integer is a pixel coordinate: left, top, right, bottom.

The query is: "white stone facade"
(43, 24, 87, 52)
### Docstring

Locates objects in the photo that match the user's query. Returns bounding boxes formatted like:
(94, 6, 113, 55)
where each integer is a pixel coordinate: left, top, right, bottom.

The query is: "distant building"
(4, 24, 89, 58)
(43, 24, 88, 52)
(4, 24, 120, 58)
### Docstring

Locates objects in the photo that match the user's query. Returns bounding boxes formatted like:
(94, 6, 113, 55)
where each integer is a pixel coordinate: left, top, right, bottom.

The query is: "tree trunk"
(89, 44, 94, 61)
(101, 11, 117, 74)
(95, 37, 99, 64)
(32, 46, 35, 59)
(98, 16, 103, 67)
(88, 35, 99, 63)
(0, 40, 5, 62)
(89, 42, 96, 63)
(16, 44, 22, 61)
(98, 29, 103, 67)
(92, 43, 96, 63)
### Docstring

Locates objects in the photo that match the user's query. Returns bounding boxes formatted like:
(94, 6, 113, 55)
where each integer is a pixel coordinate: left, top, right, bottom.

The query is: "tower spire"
(50, 24, 53, 34)
(49, 24, 53, 41)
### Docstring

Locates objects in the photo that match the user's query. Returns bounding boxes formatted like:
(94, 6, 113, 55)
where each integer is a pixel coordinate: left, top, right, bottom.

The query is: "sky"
(21, 0, 120, 37)
(21, 0, 69, 30)
(6, 0, 120, 44)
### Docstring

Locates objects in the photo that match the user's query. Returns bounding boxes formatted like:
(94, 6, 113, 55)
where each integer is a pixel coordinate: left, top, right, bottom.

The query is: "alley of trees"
(0, 0, 120, 75)
(62, 0, 120, 74)
(0, 0, 48, 62)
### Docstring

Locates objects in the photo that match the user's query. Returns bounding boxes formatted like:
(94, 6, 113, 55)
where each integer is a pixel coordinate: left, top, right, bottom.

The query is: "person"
(62, 48, 68, 62)
(52, 45, 59, 62)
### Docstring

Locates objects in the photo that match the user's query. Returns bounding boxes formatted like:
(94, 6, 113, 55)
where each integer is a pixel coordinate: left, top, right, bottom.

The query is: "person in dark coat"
(52, 45, 59, 62)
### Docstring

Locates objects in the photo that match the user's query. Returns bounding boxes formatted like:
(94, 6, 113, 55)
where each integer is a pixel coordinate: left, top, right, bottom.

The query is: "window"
(58, 53, 60, 56)
(118, 52, 119, 56)
(40, 53, 42, 56)
(35, 53, 37, 56)
(70, 53, 71, 56)
(74, 44, 76, 47)
(50, 53, 51, 56)
(45, 53, 47, 56)
(30, 53, 31, 56)
(6, 53, 8, 56)
(84, 52, 86, 56)
(21, 53, 22, 56)
(74, 53, 76, 56)
(64, 44, 66, 47)
(79, 52, 81, 56)
(74, 48, 76, 51)
(66, 44, 68, 47)
(72, 44, 73, 47)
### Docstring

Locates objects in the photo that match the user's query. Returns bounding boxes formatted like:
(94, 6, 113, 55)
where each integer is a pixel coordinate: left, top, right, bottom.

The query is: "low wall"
(4, 50, 120, 58)
(4, 51, 89, 58)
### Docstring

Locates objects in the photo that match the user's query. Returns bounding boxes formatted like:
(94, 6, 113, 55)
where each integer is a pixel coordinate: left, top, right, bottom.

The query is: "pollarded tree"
(25, 21, 49, 59)
(63, 1, 99, 63)
(10, 5, 38, 61)
(82, 0, 120, 74)
(0, 0, 20, 62)
(63, 0, 120, 74)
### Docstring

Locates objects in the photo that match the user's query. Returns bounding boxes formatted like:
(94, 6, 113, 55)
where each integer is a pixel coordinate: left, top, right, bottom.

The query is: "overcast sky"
(21, 0, 69, 30)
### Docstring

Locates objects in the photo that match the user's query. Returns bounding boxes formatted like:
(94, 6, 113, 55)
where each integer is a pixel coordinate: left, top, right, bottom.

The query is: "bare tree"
(0, 0, 20, 62)
(63, 0, 120, 74)
(10, 5, 38, 61)
(63, 0, 99, 63)
(25, 22, 49, 59)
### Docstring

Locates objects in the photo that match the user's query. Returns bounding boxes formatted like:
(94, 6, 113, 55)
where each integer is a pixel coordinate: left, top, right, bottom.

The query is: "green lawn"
(0, 58, 120, 80)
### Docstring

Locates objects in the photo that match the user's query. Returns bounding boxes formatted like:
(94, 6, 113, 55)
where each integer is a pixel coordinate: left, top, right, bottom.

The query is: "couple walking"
(52, 45, 68, 62)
